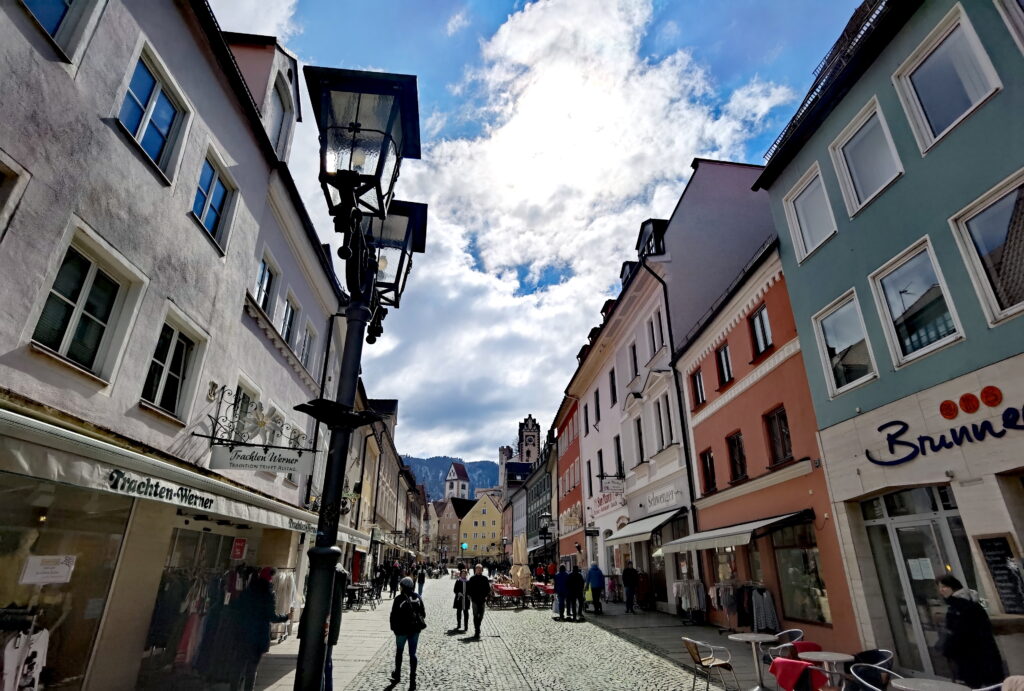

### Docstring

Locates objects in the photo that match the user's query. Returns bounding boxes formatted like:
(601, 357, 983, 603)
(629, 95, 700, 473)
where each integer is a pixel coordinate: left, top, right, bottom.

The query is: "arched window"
(267, 77, 292, 152)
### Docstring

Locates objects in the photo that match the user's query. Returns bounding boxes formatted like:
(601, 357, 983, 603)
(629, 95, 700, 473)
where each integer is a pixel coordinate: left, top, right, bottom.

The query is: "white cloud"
(287, 0, 795, 462)
(446, 9, 470, 36)
(208, 0, 301, 39)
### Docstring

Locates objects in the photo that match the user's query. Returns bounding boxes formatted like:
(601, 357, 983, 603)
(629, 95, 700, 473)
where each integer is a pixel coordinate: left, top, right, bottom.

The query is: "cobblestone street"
(340, 578, 716, 691)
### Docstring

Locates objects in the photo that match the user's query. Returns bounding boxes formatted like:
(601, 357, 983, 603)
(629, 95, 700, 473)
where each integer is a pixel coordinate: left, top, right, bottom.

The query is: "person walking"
(452, 568, 470, 631)
(586, 561, 605, 615)
(390, 576, 427, 690)
(937, 575, 1004, 687)
(231, 567, 290, 691)
(622, 560, 639, 614)
(553, 564, 570, 621)
(466, 563, 491, 639)
(416, 567, 426, 597)
(567, 564, 585, 621)
(389, 563, 402, 599)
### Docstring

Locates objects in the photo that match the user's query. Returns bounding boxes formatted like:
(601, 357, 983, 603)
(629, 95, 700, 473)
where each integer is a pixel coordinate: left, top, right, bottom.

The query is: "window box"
(828, 97, 903, 217)
(891, 4, 1001, 155)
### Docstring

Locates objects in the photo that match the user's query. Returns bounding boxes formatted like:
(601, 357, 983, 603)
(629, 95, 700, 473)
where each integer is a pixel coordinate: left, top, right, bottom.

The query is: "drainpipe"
(639, 255, 703, 583)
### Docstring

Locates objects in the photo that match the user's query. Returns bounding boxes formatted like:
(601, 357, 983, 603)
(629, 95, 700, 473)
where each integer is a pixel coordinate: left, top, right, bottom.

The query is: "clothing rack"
(673, 579, 706, 625)
(714, 579, 764, 635)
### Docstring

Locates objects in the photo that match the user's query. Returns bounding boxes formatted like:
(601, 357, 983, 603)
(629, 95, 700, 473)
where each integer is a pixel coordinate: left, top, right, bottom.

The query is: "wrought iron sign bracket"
(293, 398, 384, 430)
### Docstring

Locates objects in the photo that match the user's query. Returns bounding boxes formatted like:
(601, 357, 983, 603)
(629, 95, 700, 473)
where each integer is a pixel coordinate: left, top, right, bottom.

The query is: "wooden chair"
(850, 663, 903, 691)
(682, 637, 740, 691)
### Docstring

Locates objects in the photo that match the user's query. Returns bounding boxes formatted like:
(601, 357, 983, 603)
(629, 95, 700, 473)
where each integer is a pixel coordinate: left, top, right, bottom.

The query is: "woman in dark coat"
(452, 567, 470, 631)
(233, 567, 289, 691)
(937, 575, 1004, 687)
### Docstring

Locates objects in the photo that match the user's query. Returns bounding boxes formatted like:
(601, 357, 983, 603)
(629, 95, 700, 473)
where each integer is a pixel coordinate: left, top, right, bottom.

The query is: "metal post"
(293, 299, 371, 691)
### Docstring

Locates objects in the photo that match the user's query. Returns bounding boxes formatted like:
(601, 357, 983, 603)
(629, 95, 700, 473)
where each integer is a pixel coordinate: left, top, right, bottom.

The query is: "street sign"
(584, 528, 600, 537)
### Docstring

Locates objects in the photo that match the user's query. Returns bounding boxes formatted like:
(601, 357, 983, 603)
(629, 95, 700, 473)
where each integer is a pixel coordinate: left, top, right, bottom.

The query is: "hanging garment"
(752, 588, 781, 632)
(2, 629, 49, 691)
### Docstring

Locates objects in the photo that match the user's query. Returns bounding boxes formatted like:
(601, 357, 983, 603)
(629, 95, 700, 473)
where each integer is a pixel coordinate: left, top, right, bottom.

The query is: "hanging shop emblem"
(196, 387, 318, 474)
(866, 386, 1021, 466)
(601, 477, 625, 494)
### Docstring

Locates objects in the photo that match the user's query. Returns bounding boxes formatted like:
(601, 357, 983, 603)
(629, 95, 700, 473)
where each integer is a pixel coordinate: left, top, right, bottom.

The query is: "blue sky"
(211, 0, 862, 461)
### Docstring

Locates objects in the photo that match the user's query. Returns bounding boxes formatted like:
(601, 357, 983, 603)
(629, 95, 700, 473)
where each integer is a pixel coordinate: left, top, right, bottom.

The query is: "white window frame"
(716, 343, 733, 386)
(655, 309, 666, 350)
(114, 42, 193, 181)
(750, 304, 773, 355)
(995, 0, 1024, 55)
(811, 289, 879, 398)
(948, 165, 1024, 326)
(27, 216, 147, 383)
(299, 320, 318, 371)
(629, 341, 639, 378)
(661, 393, 674, 442)
(868, 236, 964, 368)
(783, 161, 839, 261)
(0, 148, 30, 242)
(280, 292, 299, 346)
(691, 369, 706, 406)
(828, 96, 904, 217)
(266, 74, 294, 156)
(891, 4, 1001, 155)
(190, 145, 239, 249)
(18, 0, 106, 69)
(140, 303, 208, 421)
(253, 251, 280, 317)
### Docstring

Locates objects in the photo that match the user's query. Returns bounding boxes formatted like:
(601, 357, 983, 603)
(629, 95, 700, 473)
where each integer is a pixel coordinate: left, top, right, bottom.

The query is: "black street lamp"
(293, 66, 424, 691)
(539, 511, 552, 557)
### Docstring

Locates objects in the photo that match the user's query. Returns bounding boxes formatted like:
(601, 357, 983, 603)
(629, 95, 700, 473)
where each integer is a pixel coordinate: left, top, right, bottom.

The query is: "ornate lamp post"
(293, 66, 425, 691)
(539, 511, 552, 558)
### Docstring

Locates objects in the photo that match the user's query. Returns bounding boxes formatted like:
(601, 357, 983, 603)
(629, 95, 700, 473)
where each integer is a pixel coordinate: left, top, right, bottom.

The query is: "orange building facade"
(675, 248, 859, 652)
(555, 399, 587, 567)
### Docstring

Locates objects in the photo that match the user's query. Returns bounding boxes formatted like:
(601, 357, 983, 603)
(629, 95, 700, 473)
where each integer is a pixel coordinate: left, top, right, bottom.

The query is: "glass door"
(892, 520, 956, 678)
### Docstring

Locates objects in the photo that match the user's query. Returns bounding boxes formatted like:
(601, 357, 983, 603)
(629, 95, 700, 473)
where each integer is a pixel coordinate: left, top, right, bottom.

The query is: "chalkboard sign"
(977, 536, 1024, 615)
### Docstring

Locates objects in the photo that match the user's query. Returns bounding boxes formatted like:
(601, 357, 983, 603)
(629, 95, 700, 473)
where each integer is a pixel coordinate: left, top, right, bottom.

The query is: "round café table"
(890, 679, 970, 691)
(798, 651, 855, 680)
(728, 632, 778, 691)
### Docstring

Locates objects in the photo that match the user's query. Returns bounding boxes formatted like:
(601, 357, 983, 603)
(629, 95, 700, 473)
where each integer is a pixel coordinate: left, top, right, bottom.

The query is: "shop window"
(749, 545, 764, 582)
(772, 523, 831, 624)
(0, 471, 133, 688)
(715, 545, 736, 581)
(765, 406, 793, 466)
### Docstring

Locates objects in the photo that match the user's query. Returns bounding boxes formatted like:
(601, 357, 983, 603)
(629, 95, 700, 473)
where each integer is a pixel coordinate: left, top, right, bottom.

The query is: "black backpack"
(407, 595, 427, 631)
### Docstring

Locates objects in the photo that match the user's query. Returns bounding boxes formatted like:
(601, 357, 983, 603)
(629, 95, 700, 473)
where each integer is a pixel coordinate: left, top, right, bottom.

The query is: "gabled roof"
(450, 497, 477, 519)
(432, 500, 448, 515)
(448, 461, 469, 481)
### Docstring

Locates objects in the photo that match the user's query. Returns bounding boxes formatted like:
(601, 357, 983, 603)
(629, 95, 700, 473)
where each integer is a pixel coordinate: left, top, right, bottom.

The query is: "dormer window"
(266, 77, 293, 154)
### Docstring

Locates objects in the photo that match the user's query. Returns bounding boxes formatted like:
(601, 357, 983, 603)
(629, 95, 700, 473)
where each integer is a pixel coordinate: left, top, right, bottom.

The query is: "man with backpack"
(390, 576, 427, 690)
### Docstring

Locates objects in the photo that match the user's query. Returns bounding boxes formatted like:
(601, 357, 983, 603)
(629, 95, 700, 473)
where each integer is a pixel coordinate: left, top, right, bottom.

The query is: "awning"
(662, 511, 804, 554)
(0, 408, 320, 534)
(605, 508, 685, 546)
(337, 524, 371, 550)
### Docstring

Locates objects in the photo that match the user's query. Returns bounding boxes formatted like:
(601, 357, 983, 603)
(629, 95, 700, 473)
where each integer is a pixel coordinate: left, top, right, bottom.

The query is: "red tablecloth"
(532, 582, 555, 595)
(493, 585, 525, 597)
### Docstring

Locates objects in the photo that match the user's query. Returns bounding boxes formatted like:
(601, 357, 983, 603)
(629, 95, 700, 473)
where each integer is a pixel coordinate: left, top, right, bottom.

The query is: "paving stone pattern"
(346, 578, 724, 691)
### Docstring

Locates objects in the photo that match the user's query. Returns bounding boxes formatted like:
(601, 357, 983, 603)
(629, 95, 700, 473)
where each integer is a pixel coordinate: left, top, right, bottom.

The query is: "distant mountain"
(402, 455, 498, 502)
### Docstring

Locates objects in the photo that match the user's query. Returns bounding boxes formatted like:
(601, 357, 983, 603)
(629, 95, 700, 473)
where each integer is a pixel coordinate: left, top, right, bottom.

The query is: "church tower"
(497, 445, 514, 494)
(444, 461, 469, 499)
(518, 414, 541, 467)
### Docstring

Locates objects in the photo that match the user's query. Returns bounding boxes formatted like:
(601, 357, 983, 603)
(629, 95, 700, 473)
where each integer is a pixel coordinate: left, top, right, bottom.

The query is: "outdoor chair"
(807, 665, 855, 691)
(844, 649, 892, 691)
(682, 636, 740, 691)
(762, 629, 805, 664)
(850, 663, 903, 691)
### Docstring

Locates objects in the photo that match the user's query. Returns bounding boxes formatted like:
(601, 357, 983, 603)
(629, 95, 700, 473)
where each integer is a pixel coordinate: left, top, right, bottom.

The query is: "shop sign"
(230, 537, 247, 560)
(866, 386, 1021, 466)
(590, 492, 625, 518)
(601, 477, 624, 494)
(107, 469, 214, 510)
(289, 518, 317, 534)
(646, 487, 682, 512)
(210, 445, 314, 474)
(20, 555, 76, 584)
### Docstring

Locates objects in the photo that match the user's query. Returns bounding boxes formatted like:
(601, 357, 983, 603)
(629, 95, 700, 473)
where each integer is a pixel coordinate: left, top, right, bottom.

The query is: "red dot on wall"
(980, 386, 1003, 408)
(959, 393, 980, 414)
(939, 400, 958, 420)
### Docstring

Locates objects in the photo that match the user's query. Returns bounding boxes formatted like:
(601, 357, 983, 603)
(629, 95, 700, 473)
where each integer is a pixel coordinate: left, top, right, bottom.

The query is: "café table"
(728, 632, 778, 691)
(798, 651, 855, 676)
(890, 679, 970, 691)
